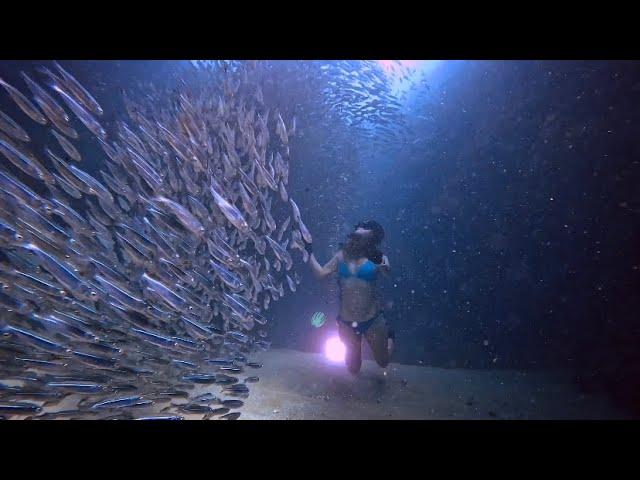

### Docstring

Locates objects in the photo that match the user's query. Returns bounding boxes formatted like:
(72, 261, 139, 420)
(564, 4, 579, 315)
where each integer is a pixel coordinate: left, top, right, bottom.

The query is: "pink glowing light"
(325, 336, 346, 363)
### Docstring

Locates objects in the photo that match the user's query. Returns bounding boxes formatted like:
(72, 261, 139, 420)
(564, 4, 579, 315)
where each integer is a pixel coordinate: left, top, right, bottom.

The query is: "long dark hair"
(341, 220, 385, 264)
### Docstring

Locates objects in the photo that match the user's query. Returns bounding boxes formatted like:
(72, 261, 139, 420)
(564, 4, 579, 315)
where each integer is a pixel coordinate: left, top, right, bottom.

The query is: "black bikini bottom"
(337, 311, 384, 335)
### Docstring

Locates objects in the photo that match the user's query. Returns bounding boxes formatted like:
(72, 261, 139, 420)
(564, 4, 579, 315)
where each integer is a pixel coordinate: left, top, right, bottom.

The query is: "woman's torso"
(337, 251, 381, 323)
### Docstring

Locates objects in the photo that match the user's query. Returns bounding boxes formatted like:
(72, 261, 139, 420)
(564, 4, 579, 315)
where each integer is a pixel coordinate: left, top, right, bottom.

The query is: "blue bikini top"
(338, 259, 378, 282)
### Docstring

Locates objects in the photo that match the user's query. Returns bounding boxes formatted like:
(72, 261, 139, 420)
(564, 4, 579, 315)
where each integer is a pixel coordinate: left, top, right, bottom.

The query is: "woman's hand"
(303, 238, 313, 256)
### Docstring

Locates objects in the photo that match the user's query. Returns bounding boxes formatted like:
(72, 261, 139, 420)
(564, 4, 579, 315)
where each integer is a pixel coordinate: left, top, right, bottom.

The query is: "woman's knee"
(374, 351, 389, 368)
(345, 346, 362, 374)
(346, 352, 362, 374)
(347, 359, 362, 374)
(367, 320, 390, 368)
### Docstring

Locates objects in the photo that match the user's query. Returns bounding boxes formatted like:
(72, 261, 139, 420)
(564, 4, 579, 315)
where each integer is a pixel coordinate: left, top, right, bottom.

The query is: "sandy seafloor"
(3, 348, 633, 420)
(238, 349, 632, 420)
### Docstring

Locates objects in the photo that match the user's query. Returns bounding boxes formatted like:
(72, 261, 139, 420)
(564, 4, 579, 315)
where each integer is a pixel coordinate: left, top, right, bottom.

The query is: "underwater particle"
(483, 340, 489, 346)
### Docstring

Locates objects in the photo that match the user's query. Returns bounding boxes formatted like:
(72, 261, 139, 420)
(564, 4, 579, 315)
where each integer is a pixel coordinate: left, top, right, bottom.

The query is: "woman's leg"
(364, 314, 390, 368)
(337, 321, 363, 374)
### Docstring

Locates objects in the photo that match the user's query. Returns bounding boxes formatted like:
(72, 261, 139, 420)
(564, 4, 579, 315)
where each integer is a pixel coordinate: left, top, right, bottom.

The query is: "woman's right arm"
(309, 251, 341, 279)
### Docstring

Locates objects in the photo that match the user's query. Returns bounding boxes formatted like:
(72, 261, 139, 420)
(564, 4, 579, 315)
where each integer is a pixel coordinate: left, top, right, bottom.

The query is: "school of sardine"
(0, 60, 315, 420)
